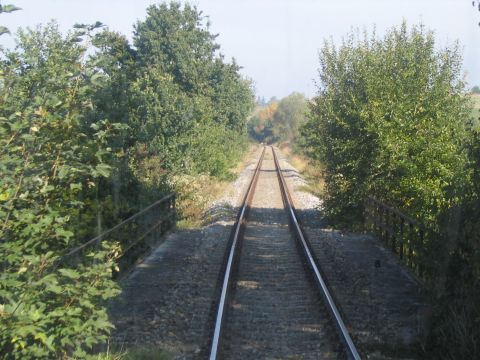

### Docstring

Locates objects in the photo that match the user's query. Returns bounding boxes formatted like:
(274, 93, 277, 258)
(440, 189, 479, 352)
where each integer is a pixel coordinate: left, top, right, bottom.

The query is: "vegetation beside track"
(277, 143, 326, 199)
(470, 93, 480, 128)
(0, 2, 253, 358)
(299, 21, 480, 359)
(175, 143, 260, 229)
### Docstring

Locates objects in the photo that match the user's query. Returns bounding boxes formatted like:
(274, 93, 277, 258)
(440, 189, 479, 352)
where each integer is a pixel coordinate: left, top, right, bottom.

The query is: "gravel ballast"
(109, 146, 428, 359)
(108, 146, 263, 359)
(276, 147, 428, 359)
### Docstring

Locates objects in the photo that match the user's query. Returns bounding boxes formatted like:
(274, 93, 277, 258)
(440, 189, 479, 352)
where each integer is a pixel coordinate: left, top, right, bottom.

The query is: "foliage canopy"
(301, 22, 470, 229)
(0, 2, 253, 358)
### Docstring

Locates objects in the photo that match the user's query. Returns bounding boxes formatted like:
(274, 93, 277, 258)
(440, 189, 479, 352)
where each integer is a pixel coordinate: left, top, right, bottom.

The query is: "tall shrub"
(132, 2, 253, 178)
(0, 23, 121, 359)
(302, 22, 470, 230)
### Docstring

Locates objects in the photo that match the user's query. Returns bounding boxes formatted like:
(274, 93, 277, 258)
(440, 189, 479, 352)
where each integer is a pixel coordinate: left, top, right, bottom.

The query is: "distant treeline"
(248, 92, 308, 144)
(0, 2, 253, 358)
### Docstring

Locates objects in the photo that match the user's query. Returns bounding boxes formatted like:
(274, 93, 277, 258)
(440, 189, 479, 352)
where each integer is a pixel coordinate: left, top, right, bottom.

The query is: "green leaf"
(54, 228, 73, 240)
(94, 163, 111, 178)
(1, 5, 22, 13)
(90, 73, 105, 86)
(46, 283, 63, 294)
(58, 268, 80, 279)
(69, 183, 82, 191)
(0, 26, 10, 36)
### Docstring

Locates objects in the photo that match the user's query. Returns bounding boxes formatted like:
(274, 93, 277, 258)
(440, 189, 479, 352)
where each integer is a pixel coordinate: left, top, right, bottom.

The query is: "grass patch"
(96, 346, 171, 360)
(175, 143, 261, 229)
(278, 142, 326, 197)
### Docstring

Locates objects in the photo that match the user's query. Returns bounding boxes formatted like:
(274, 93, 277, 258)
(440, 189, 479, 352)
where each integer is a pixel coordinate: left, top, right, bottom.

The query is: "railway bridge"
(109, 146, 427, 360)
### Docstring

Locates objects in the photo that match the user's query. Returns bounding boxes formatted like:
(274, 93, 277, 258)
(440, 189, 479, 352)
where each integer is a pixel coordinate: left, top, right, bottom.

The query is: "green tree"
(89, 30, 169, 213)
(247, 101, 278, 143)
(300, 19, 480, 360)
(302, 22, 470, 230)
(134, 2, 219, 95)
(0, 22, 121, 358)
(132, 2, 253, 178)
(301, 31, 377, 225)
(249, 93, 308, 144)
(272, 92, 308, 143)
(209, 58, 254, 133)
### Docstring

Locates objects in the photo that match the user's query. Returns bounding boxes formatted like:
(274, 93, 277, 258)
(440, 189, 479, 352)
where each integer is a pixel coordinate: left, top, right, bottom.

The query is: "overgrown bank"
(0, 2, 253, 358)
(300, 22, 480, 359)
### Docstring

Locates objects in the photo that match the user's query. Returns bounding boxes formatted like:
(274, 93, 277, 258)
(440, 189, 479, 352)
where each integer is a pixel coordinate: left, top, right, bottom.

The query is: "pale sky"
(1, 0, 478, 99)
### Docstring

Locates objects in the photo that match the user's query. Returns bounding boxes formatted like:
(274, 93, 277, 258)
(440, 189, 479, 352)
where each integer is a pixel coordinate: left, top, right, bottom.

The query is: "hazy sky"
(1, 0, 478, 99)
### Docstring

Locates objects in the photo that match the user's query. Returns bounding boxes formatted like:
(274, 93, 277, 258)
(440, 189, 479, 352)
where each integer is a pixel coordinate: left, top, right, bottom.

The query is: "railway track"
(208, 146, 361, 359)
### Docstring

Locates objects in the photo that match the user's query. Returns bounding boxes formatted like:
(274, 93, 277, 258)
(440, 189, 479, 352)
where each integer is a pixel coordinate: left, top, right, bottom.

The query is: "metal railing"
(61, 193, 176, 275)
(365, 196, 433, 282)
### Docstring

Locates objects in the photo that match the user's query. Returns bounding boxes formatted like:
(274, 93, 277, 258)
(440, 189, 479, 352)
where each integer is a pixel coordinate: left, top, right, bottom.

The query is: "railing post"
(172, 193, 176, 227)
(419, 228, 425, 279)
(392, 211, 397, 254)
(408, 223, 414, 268)
(384, 205, 389, 246)
(399, 218, 404, 260)
(365, 196, 434, 286)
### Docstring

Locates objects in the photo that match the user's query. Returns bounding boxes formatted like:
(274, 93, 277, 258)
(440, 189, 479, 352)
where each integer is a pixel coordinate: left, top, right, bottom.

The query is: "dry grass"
(96, 345, 170, 360)
(175, 143, 260, 229)
(278, 142, 326, 198)
(172, 173, 228, 229)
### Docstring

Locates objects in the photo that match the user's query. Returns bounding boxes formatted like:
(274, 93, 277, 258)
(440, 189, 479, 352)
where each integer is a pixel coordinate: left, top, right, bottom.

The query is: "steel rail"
(209, 146, 266, 360)
(272, 146, 362, 360)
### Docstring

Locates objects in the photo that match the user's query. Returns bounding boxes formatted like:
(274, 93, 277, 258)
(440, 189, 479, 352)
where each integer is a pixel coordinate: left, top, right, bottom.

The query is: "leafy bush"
(300, 21, 480, 358)
(301, 22, 470, 230)
(0, 2, 254, 358)
(0, 22, 122, 358)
